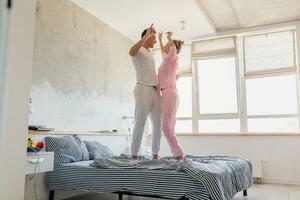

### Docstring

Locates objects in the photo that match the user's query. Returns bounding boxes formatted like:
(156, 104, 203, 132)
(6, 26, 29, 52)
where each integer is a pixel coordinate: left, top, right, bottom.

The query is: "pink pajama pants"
(160, 88, 184, 157)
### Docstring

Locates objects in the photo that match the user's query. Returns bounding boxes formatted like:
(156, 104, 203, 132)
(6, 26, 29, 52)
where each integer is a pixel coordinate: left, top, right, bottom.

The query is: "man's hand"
(142, 24, 155, 41)
(129, 24, 155, 56)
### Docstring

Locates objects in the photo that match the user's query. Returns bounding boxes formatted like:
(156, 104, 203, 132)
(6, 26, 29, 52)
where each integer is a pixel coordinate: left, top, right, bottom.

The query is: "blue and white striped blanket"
(92, 155, 253, 200)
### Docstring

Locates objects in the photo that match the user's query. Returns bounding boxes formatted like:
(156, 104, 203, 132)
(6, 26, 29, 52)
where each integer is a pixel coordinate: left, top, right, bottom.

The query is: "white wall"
(158, 135, 300, 185)
(30, 0, 135, 132)
(0, 0, 36, 200)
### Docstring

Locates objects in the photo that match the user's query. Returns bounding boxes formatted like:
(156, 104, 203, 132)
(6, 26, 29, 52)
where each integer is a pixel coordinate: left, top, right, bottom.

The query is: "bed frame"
(48, 189, 248, 200)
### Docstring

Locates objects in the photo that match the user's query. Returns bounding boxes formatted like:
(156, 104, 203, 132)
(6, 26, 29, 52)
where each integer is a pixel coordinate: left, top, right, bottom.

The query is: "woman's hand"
(167, 31, 173, 39)
(158, 32, 165, 55)
(158, 32, 163, 42)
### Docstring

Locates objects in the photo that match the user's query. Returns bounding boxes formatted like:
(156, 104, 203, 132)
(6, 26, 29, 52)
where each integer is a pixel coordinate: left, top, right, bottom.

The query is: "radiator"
(251, 160, 267, 183)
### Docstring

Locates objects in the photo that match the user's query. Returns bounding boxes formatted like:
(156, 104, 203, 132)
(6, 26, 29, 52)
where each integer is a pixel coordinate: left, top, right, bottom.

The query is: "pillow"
(84, 141, 113, 160)
(45, 136, 89, 165)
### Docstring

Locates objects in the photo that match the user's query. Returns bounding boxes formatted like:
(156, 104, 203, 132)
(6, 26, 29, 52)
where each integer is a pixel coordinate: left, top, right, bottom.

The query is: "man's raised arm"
(129, 24, 155, 57)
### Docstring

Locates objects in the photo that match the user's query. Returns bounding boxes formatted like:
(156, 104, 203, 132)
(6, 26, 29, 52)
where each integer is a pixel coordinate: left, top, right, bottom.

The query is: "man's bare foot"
(131, 155, 138, 160)
(152, 154, 158, 160)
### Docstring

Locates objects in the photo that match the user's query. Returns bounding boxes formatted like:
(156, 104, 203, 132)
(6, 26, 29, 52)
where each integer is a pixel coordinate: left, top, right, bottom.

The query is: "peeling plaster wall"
(30, 0, 136, 132)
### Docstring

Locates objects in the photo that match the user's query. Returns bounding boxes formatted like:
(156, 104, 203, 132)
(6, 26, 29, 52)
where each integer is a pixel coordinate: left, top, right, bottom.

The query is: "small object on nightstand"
(25, 151, 54, 175)
(27, 147, 41, 153)
(28, 125, 54, 131)
(27, 139, 45, 152)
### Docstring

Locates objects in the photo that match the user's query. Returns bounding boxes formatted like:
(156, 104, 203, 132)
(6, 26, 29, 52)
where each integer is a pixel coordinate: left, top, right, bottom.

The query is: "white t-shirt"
(132, 47, 157, 86)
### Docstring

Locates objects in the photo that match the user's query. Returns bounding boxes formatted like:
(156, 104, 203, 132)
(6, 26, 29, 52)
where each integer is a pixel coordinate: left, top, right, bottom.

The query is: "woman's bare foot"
(131, 155, 138, 160)
(173, 155, 184, 160)
(152, 154, 159, 160)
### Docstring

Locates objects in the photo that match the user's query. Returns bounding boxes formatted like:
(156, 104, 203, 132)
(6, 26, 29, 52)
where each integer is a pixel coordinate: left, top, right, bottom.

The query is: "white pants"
(131, 84, 162, 156)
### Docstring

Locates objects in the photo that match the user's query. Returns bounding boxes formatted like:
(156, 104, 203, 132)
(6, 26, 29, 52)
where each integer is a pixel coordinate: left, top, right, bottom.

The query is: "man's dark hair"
(141, 29, 147, 38)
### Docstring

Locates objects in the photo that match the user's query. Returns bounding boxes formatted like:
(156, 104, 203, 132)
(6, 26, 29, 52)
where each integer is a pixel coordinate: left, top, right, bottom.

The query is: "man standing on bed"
(129, 24, 162, 160)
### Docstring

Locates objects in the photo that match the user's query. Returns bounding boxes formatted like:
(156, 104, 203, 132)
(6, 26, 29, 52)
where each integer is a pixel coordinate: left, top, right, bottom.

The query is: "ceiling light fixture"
(180, 20, 186, 31)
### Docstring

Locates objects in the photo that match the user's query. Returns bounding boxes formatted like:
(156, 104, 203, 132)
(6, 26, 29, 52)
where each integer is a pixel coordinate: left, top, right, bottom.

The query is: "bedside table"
(25, 151, 54, 175)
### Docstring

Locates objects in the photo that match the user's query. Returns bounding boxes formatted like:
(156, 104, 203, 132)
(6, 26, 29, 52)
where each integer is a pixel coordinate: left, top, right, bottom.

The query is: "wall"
(25, 1, 138, 199)
(29, 0, 135, 132)
(158, 135, 300, 185)
(0, 0, 36, 199)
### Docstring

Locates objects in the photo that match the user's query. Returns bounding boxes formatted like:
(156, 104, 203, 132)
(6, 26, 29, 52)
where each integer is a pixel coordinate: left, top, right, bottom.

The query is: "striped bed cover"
(45, 155, 252, 200)
(45, 160, 210, 200)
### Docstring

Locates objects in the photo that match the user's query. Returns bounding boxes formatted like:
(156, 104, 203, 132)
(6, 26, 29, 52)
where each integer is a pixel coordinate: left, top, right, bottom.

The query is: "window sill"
(146, 132, 300, 136)
(174, 132, 300, 136)
(28, 130, 129, 136)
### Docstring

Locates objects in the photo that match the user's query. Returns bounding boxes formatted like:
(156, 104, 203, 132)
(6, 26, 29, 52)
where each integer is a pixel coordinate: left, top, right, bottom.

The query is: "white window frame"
(151, 27, 299, 134)
(242, 29, 297, 78)
(175, 44, 193, 132)
(193, 54, 241, 132)
(191, 36, 241, 133)
(241, 28, 300, 132)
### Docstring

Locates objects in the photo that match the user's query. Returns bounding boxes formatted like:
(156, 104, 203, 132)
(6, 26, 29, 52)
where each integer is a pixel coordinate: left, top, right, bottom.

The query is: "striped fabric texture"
(83, 141, 113, 160)
(92, 155, 253, 200)
(45, 161, 211, 200)
(45, 136, 89, 165)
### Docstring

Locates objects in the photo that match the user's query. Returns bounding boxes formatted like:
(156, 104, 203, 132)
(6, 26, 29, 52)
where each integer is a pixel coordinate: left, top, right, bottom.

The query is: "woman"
(158, 31, 184, 160)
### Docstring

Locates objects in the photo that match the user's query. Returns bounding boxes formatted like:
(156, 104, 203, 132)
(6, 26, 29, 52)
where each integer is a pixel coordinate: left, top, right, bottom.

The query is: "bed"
(45, 155, 253, 200)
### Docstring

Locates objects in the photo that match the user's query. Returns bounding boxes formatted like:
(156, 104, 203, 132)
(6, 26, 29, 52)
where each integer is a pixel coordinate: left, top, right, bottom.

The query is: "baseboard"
(262, 178, 300, 186)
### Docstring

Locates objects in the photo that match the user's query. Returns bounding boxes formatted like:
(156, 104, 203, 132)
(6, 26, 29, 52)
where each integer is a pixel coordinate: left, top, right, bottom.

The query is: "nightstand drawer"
(25, 152, 54, 175)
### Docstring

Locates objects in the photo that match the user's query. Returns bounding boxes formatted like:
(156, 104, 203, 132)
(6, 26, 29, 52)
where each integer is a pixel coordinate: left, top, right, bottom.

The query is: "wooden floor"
(63, 183, 300, 200)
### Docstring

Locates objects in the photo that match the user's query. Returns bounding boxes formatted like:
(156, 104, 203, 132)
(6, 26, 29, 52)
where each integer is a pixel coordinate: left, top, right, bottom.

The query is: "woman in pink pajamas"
(158, 31, 184, 160)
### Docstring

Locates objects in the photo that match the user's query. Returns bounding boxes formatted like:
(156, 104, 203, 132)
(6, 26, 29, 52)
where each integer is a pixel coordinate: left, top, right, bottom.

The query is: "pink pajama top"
(158, 46, 177, 90)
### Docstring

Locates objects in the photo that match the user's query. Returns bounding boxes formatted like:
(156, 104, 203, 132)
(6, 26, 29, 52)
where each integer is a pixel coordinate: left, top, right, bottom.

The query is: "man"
(129, 24, 161, 160)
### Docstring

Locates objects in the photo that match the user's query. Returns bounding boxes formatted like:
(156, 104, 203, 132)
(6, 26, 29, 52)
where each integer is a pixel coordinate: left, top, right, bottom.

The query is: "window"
(244, 30, 296, 74)
(197, 57, 238, 114)
(248, 118, 298, 132)
(246, 75, 298, 115)
(175, 76, 193, 133)
(196, 56, 240, 132)
(193, 29, 299, 133)
(153, 44, 191, 74)
(177, 45, 192, 73)
(192, 36, 240, 133)
(244, 29, 298, 132)
(176, 76, 192, 117)
(198, 119, 240, 133)
(175, 120, 192, 133)
(192, 37, 236, 55)
(152, 28, 299, 134)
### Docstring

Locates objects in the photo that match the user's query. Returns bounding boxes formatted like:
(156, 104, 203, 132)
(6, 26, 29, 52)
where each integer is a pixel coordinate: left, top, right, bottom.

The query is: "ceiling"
(196, 0, 300, 31)
(71, 0, 216, 41)
(72, 0, 300, 41)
